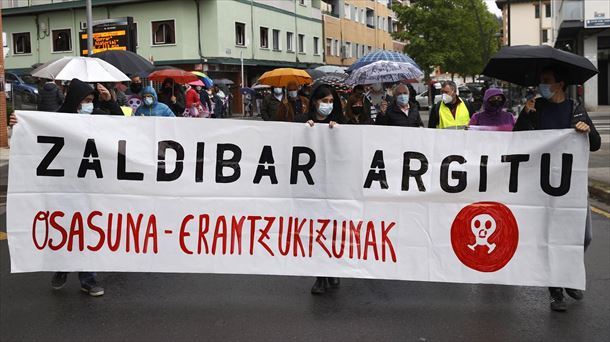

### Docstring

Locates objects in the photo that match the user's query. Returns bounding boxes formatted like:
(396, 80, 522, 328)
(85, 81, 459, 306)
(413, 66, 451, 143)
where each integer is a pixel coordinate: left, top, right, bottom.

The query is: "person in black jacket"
(514, 66, 601, 312)
(305, 83, 345, 295)
(377, 83, 423, 127)
(157, 78, 186, 117)
(37, 80, 64, 112)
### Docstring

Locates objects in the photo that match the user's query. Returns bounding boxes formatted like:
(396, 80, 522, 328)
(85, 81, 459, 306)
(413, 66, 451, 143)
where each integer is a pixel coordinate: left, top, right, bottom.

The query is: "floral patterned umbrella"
(345, 61, 423, 85)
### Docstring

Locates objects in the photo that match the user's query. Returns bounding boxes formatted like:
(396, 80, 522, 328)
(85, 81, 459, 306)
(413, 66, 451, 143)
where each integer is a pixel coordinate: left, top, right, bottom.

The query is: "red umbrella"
(147, 68, 198, 84)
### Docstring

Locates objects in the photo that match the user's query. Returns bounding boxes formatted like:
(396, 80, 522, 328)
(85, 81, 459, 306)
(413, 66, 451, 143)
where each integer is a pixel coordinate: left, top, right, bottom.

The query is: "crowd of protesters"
(8, 64, 600, 313)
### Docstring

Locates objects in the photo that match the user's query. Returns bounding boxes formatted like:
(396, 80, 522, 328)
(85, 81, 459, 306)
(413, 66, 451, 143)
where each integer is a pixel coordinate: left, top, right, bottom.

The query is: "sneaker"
(80, 281, 104, 297)
(311, 277, 328, 295)
(550, 289, 567, 312)
(565, 288, 584, 300)
(51, 272, 68, 290)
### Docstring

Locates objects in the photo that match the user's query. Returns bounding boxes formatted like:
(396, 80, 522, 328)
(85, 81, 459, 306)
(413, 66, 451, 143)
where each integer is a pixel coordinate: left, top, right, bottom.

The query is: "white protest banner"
(7, 111, 590, 289)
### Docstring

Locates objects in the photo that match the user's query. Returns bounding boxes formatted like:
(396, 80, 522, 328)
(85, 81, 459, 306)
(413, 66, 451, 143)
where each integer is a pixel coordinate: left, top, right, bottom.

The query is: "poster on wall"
(584, 0, 610, 28)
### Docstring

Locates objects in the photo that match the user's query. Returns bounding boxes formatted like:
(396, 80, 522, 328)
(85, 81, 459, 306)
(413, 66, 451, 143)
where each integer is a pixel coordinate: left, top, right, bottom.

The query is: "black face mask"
(489, 99, 503, 108)
(130, 83, 142, 93)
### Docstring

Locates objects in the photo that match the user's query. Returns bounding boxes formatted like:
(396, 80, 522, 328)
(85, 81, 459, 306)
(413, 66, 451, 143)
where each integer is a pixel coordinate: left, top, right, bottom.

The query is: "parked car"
(5, 72, 38, 103)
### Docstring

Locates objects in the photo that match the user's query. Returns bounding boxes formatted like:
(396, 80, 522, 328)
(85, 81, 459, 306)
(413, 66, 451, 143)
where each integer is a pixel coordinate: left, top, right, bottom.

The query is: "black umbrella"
(481, 45, 598, 86)
(305, 68, 324, 80)
(314, 73, 350, 92)
(92, 50, 154, 77)
(213, 78, 235, 85)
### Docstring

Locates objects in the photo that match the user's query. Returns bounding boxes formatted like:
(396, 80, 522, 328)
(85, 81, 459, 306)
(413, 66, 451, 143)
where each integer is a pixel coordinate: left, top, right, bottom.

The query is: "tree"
(392, 0, 500, 79)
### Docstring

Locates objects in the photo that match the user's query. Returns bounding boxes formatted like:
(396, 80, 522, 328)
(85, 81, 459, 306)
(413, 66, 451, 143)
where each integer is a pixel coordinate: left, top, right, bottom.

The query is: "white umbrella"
(315, 65, 347, 74)
(345, 60, 423, 85)
(31, 56, 130, 82)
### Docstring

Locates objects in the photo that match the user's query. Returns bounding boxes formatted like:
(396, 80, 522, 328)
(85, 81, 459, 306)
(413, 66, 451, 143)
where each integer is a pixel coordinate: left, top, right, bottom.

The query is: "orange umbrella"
(258, 68, 312, 87)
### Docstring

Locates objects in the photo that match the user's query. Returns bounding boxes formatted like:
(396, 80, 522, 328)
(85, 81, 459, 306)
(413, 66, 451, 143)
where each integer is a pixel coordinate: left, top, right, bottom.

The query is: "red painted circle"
(450, 202, 519, 272)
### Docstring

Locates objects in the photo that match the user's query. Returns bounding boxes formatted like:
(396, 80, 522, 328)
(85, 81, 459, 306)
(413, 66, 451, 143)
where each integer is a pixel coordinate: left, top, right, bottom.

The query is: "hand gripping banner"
(7, 111, 590, 289)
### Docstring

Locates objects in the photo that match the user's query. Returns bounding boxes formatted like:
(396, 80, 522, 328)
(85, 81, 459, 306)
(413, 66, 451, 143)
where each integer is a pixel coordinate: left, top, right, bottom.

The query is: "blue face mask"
(397, 94, 410, 106)
(538, 83, 555, 99)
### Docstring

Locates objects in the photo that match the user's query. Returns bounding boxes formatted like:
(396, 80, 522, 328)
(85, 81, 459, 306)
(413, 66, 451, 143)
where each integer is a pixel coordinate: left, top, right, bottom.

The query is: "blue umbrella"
(240, 87, 256, 95)
(347, 50, 421, 73)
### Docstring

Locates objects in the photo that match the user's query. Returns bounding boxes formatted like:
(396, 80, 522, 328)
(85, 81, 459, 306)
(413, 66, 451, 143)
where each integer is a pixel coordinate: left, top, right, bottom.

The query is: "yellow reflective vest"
(437, 99, 470, 129)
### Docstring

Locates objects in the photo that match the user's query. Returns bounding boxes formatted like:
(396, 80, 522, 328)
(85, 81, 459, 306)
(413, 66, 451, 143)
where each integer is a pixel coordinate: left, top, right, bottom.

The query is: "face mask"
(130, 83, 142, 93)
(538, 83, 555, 99)
(144, 97, 154, 106)
(442, 93, 453, 104)
(196, 86, 202, 91)
(489, 99, 503, 108)
(288, 90, 298, 98)
(372, 83, 383, 92)
(78, 102, 94, 114)
(397, 94, 410, 106)
(317, 102, 333, 117)
(273, 88, 283, 95)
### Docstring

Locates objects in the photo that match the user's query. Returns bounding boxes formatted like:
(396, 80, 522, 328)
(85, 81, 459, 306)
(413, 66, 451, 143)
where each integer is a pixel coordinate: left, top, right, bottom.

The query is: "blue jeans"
(78, 272, 97, 286)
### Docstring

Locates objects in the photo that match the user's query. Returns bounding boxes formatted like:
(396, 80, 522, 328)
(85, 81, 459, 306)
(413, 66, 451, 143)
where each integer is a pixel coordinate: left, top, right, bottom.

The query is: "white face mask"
(144, 97, 154, 106)
(288, 90, 298, 98)
(273, 88, 283, 95)
(78, 102, 94, 114)
(442, 93, 453, 104)
(317, 102, 333, 117)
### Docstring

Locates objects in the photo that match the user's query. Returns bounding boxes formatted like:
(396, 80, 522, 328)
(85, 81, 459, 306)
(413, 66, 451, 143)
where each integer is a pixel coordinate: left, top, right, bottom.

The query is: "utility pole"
(0, 7, 8, 148)
(86, 0, 93, 55)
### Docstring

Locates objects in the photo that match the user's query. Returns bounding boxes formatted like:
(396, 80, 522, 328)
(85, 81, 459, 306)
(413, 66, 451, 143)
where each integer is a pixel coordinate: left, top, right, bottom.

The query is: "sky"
(485, 0, 503, 17)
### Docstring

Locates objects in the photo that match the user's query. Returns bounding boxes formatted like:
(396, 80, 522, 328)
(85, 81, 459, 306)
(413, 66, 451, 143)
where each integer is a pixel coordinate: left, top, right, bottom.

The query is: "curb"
(589, 179, 610, 205)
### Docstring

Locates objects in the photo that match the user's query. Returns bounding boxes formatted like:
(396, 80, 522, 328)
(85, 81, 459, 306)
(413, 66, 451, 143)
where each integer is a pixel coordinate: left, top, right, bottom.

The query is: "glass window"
(313, 37, 319, 55)
(12, 32, 31, 54)
(152, 20, 175, 45)
(298, 34, 305, 53)
(235, 22, 246, 46)
(534, 4, 540, 18)
(287, 32, 294, 51)
(260, 27, 269, 48)
(52, 29, 72, 52)
(273, 29, 280, 50)
(326, 38, 332, 56)
(545, 3, 551, 17)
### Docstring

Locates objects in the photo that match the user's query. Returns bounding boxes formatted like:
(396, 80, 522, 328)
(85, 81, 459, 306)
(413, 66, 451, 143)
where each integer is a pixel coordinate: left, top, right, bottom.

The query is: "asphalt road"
(0, 112, 609, 342)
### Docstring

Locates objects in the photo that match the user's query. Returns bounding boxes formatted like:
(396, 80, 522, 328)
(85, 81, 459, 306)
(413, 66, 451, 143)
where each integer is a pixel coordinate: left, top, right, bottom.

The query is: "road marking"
(0, 232, 6, 241)
(591, 206, 610, 219)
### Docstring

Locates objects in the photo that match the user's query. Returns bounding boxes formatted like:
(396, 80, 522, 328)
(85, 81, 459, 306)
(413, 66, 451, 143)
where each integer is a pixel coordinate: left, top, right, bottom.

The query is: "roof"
(2, 0, 148, 16)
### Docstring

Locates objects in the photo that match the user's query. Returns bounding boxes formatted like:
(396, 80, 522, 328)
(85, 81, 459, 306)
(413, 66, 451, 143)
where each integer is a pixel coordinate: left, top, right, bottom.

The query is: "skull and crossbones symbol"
(467, 214, 497, 254)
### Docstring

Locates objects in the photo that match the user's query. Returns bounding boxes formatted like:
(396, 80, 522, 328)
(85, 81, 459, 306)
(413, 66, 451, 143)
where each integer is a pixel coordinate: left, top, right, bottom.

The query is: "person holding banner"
(514, 66, 601, 312)
(9, 78, 126, 296)
(428, 80, 474, 129)
(305, 83, 345, 294)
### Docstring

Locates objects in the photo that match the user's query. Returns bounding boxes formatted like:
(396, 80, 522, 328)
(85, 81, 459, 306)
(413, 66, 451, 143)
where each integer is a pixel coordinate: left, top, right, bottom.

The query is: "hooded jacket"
(37, 82, 64, 112)
(307, 83, 345, 124)
(469, 88, 515, 130)
(134, 86, 176, 117)
(157, 78, 186, 116)
(57, 78, 122, 115)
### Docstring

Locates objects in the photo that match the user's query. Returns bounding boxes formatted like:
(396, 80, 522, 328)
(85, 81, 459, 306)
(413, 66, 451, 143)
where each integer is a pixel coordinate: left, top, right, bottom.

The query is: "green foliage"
(392, 0, 500, 79)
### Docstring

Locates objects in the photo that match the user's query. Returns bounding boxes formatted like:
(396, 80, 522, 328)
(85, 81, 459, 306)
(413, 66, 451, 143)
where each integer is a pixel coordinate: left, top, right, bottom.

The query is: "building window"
(545, 3, 551, 17)
(235, 22, 246, 46)
(345, 42, 352, 58)
(542, 29, 549, 43)
(354, 6, 359, 22)
(12, 32, 31, 54)
(366, 9, 375, 28)
(326, 38, 332, 56)
(534, 4, 540, 18)
(361, 44, 365, 56)
(367, 45, 372, 53)
(388, 16, 393, 32)
(272, 29, 280, 50)
(52, 29, 72, 52)
(344, 4, 351, 19)
(353, 43, 358, 58)
(313, 36, 319, 55)
(287, 31, 294, 51)
(334, 39, 339, 56)
(299, 0, 305, 5)
(298, 34, 305, 53)
(361, 8, 365, 24)
(151, 20, 175, 45)
(260, 27, 269, 48)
